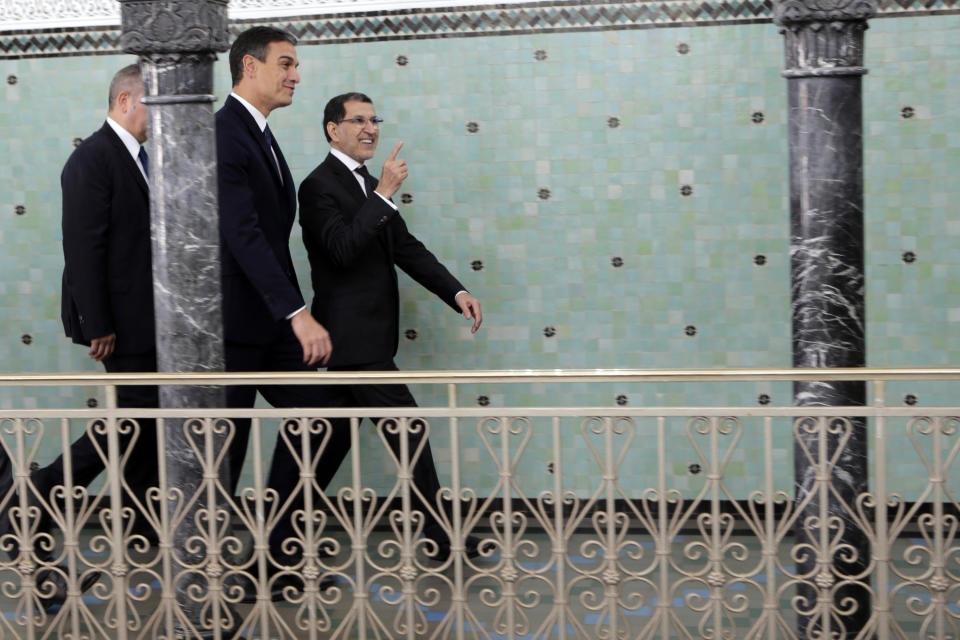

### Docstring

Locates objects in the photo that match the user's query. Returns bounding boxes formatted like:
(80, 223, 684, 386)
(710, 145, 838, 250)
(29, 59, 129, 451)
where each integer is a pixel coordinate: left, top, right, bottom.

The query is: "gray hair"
(108, 64, 142, 110)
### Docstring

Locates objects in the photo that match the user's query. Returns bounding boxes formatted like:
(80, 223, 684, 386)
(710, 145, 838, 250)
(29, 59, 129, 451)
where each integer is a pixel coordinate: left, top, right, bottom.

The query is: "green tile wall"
(0, 16, 957, 498)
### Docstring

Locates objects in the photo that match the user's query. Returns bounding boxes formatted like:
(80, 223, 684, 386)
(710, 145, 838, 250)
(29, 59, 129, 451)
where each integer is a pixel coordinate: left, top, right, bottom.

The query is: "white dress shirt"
(106, 117, 147, 181)
(329, 147, 396, 210)
(230, 92, 283, 184)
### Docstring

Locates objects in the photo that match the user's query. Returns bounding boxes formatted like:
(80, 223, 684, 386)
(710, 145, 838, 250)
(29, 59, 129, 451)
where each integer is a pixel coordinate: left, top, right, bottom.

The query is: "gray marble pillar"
(119, 2, 234, 638)
(775, 1, 877, 637)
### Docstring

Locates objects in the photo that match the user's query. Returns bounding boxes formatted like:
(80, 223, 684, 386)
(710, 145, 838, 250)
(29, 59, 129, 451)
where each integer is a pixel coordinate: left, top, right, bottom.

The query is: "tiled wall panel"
(0, 15, 957, 497)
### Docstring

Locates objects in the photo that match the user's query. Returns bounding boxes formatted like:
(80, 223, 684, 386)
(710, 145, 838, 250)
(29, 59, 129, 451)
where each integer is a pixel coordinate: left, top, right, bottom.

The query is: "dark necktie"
(263, 125, 282, 180)
(356, 165, 388, 251)
(355, 165, 375, 196)
(138, 146, 149, 178)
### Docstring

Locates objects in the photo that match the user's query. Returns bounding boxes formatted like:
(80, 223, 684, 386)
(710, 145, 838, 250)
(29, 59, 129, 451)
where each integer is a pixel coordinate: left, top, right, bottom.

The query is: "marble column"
(119, 2, 234, 638)
(775, 0, 877, 637)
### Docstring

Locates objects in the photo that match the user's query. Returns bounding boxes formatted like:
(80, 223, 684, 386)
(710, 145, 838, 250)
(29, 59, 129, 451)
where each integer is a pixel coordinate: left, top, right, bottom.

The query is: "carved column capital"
(775, 0, 877, 23)
(119, 0, 229, 55)
(774, 0, 878, 76)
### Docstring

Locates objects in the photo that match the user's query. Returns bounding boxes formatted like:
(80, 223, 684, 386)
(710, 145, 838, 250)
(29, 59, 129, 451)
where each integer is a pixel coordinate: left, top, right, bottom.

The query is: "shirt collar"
(330, 147, 363, 173)
(105, 117, 142, 163)
(231, 92, 268, 132)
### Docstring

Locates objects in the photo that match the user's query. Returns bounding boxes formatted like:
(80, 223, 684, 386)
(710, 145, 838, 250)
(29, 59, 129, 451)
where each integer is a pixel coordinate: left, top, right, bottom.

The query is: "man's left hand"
(290, 310, 333, 365)
(455, 292, 483, 333)
(88, 333, 116, 361)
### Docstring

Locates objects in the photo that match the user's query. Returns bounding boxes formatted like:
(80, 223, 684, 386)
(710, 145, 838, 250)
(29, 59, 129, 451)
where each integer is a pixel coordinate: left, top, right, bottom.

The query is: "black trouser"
(223, 328, 336, 496)
(45, 351, 158, 490)
(3, 351, 159, 550)
(224, 327, 339, 565)
(266, 360, 448, 564)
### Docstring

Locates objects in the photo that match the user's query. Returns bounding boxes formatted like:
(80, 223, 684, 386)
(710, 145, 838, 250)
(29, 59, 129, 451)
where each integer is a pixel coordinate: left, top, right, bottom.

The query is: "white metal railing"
(0, 368, 958, 639)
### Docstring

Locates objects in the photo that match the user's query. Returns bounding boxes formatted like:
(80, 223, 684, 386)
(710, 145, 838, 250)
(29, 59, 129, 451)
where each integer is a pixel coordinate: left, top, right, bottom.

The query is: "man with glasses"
(297, 92, 488, 563)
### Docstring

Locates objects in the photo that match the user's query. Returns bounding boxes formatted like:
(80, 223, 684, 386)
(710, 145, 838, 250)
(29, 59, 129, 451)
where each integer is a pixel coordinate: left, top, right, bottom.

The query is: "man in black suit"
(215, 26, 337, 598)
(297, 92, 487, 562)
(0, 64, 156, 609)
(59, 66, 159, 517)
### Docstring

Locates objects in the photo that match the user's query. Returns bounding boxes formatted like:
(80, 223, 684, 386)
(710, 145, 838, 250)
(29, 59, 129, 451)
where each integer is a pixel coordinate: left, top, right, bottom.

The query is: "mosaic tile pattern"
(0, 27, 120, 58)
(0, 16, 958, 496)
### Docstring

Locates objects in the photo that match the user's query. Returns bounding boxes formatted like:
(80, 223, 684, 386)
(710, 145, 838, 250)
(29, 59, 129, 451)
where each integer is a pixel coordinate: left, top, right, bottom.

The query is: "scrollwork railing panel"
(0, 370, 958, 638)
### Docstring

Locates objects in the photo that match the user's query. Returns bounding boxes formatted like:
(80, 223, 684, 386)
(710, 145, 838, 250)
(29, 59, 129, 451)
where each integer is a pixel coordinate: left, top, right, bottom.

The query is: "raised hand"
(375, 141, 407, 200)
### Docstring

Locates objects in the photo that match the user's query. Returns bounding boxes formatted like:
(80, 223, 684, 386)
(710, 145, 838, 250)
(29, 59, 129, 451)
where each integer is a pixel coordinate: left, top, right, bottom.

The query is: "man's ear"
(326, 121, 339, 143)
(242, 54, 258, 79)
(116, 90, 131, 113)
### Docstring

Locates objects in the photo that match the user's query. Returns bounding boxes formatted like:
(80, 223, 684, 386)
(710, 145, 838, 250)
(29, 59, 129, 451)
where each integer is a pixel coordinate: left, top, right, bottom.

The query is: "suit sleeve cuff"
(375, 191, 398, 211)
(286, 306, 306, 320)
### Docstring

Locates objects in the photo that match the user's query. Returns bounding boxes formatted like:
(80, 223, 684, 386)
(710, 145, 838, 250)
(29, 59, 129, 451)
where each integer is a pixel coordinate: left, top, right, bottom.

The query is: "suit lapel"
(272, 138, 296, 206)
(358, 168, 394, 257)
(325, 153, 393, 256)
(361, 171, 378, 197)
(326, 153, 368, 205)
(227, 96, 289, 196)
(101, 123, 148, 197)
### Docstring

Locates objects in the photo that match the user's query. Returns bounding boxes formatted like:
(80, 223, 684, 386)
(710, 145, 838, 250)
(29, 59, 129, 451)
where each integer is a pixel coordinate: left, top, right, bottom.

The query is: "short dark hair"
(229, 26, 297, 87)
(323, 92, 373, 142)
(108, 64, 142, 110)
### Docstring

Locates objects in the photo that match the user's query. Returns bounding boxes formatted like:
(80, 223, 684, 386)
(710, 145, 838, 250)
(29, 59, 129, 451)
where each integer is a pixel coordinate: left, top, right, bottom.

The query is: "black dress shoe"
(0, 470, 18, 548)
(34, 565, 102, 610)
(0, 469, 55, 559)
(0, 470, 101, 610)
(431, 535, 495, 563)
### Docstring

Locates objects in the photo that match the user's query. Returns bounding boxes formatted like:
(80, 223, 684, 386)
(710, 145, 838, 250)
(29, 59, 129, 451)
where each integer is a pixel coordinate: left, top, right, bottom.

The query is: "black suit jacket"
(60, 122, 154, 354)
(216, 95, 305, 345)
(298, 152, 464, 367)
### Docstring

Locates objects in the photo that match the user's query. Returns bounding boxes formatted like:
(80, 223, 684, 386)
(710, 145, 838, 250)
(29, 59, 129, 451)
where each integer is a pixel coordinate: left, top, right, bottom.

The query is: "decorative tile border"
(0, 26, 119, 58)
(0, 0, 956, 59)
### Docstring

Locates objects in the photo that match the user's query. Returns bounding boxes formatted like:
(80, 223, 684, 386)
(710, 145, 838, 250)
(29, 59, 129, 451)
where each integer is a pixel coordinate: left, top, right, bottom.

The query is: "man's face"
(246, 40, 299, 114)
(112, 84, 147, 143)
(328, 100, 379, 164)
(129, 88, 147, 143)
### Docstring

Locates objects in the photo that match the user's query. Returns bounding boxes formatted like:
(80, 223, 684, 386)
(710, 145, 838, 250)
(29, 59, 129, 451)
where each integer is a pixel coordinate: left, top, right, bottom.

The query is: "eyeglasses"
(337, 116, 384, 127)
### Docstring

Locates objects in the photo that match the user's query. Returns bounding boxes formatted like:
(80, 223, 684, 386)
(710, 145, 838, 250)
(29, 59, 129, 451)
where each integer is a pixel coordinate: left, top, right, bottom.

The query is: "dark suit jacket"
(216, 95, 305, 345)
(298, 152, 464, 367)
(60, 122, 154, 354)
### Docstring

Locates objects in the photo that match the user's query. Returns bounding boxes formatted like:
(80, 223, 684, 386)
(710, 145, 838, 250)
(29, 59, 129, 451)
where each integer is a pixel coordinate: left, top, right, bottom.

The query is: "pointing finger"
(386, 141, 404, 161)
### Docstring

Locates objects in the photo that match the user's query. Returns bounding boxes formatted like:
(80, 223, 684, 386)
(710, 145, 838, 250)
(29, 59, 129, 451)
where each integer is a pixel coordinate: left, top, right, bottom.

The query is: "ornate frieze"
(0, 0, 543, 30)
(0, 0, 952, 59)
(774, 0, 879, 75)
(119, 0, 228, 54)
(775, 0, 876, 22)
(0, 0, 117, 29)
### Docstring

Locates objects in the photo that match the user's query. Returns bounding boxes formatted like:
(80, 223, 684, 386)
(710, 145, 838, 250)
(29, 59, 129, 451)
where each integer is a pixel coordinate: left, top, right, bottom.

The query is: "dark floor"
(1, 528, 955, 639)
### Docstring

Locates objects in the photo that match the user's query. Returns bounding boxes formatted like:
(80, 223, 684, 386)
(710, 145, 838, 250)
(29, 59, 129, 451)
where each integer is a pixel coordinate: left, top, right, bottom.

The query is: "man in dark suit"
(0, 64, 156, 609)
(298, 92, 487, 562)
(59, 66, 159, 516)
(215, 26, 337, 599)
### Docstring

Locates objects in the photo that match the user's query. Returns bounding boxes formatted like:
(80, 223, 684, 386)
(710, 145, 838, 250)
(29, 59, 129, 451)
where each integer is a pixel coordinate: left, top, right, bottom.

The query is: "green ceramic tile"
(0, 16, 957, 498)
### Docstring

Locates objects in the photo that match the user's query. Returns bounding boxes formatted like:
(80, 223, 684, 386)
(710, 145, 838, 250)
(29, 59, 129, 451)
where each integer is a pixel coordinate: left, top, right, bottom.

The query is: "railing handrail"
(1, 367, 960, 387)
(1, 407, 959, 419)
